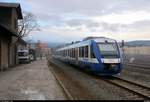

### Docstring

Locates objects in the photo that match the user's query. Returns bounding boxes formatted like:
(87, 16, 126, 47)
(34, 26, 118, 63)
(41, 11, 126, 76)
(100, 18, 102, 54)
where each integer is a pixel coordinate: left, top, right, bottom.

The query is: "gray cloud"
(15, 0, 150, 42)
(65, 19, 100, 27)
(18, 0, 150, 28)
(64, 19, 127, 32)
(23, 0, 150, 16)
(65, 19, 85, 27)
(126, 20, 150, 32)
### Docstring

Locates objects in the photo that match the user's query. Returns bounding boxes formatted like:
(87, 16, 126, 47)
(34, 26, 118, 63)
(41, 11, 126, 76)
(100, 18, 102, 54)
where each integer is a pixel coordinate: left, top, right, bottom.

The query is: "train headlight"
(110, 64, 116, 68)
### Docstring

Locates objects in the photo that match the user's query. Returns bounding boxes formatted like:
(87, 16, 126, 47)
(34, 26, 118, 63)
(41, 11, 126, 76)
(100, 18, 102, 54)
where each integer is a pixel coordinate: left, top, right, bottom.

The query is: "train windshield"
(98, 43, 119, 58)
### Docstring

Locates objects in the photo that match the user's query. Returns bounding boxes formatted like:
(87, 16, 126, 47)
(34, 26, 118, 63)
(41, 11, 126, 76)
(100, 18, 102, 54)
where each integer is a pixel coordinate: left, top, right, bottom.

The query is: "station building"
(0, 2, 23, 70)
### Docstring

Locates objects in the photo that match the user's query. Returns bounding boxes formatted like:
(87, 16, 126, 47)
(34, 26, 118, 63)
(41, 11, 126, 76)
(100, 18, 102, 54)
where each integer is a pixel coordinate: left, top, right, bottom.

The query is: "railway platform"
(0, 58, 67, 100)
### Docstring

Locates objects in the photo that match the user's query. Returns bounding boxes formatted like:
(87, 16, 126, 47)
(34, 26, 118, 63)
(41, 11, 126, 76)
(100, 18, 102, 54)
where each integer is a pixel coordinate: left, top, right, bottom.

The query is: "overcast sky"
(1, 0, 150, 43)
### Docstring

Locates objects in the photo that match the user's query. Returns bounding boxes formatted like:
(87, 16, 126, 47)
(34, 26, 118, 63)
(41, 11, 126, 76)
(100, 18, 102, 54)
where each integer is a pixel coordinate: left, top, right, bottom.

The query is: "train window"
(74, 48, 76, 58)
(70, 49, 72, 57)
(72, 48, 74, 58)
(60, 51, 61, 56)
(71, 49, 73, 58)
(67, 50, 68, 57)
(90, 48, 96, 58)
(69, 49, 70, 57)
(70, 49, 72, 58)
(72, 49, 73, 58)
(64, 50, 65, 56)
(58, 51, 61, 56)
(79, 47, 82, 57)
(66, 50, 67, 56)
(73, 48, 75, 58)
(81, 47, 84, 57)
(85, 46, 88, 58)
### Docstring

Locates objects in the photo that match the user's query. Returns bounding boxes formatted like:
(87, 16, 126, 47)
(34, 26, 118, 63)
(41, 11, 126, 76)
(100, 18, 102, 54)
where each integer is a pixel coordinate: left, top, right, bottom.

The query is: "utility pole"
(121, 40, 125, 63)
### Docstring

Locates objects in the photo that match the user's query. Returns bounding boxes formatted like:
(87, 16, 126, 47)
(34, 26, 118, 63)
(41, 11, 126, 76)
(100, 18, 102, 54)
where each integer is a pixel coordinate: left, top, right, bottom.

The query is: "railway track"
(101, 76, 150, 100)
(47, 60, 74, 100)
(124, 63, 150, 70)
(48, 59, 150, 100)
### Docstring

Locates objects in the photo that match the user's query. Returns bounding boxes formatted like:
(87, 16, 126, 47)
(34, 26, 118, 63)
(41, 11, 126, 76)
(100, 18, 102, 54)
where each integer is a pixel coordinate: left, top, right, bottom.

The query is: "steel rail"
(48, 59, 150, 100)
(101, 76, 150, 100)
(47, 60, 74, 100)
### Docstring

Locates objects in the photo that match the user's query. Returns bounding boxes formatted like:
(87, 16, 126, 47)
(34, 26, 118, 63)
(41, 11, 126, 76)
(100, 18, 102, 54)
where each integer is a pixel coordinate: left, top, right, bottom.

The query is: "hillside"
(125, 40, 150, 47)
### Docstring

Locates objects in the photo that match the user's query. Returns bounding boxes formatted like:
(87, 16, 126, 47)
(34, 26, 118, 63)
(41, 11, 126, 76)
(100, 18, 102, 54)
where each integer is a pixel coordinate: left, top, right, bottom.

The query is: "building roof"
(0, 2, 23, 19)
(0, 24, 27, 45)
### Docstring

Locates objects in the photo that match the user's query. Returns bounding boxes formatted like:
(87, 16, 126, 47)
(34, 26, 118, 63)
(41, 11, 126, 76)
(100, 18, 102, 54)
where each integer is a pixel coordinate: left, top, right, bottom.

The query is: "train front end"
(91, 38, 123, 75)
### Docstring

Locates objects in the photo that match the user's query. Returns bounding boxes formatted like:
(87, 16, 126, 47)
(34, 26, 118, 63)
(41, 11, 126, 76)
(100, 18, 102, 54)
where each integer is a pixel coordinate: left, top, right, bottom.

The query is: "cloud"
(20, 0, 150, 16)
(13, 0, 150, 42)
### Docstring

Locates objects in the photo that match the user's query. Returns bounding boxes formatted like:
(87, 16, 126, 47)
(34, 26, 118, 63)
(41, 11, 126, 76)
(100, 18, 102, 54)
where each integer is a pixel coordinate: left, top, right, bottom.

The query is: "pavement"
(0, 58, 66, 100)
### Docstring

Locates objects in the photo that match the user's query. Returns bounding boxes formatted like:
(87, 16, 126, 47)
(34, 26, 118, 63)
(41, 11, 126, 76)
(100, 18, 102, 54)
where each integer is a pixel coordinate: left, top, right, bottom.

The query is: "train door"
(75, 47, 79, 65)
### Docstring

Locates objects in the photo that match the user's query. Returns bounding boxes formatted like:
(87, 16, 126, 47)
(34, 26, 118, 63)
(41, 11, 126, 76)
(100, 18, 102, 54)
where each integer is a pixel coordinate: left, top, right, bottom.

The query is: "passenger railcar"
(53, 37, 123, 75)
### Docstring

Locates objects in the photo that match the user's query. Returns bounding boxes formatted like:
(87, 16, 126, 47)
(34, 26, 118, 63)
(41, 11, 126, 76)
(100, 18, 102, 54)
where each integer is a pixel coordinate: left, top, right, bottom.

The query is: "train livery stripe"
(101, 58, 121, 63)
(78, 58, 121, 64)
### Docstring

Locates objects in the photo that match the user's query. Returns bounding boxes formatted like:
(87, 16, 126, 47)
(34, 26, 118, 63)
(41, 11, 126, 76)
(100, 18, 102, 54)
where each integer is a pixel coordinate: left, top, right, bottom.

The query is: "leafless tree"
(11, 11, 40, 46)
(18, 11, 40, 38)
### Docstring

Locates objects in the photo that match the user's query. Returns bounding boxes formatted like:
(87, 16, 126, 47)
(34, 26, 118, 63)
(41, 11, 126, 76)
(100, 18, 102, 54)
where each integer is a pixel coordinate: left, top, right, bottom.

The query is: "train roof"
(57, 37, 117, 51)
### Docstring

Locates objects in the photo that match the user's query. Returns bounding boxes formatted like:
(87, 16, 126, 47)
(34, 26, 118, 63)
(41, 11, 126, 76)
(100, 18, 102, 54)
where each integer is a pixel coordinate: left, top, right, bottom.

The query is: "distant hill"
(47, 40, 150, 48)
(125, 40, 150, 47)
(47, 41, 82, 48)
(47, 42, 66, 48)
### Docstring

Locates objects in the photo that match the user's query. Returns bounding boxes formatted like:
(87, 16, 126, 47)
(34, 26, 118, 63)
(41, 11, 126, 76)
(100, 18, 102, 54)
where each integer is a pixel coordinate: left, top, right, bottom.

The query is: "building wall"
(9, 44, 16, 66)
(9, 36, 17, 66)
(0, 35, 11, 70)
(11, 9, 18, 33)
(124, 46, 150, 55)
(0, 7, 20, 68)
(0, 3, 23, 71)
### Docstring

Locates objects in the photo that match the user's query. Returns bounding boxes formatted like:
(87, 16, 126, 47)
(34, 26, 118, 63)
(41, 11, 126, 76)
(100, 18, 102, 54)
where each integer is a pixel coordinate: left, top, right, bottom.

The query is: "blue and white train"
(53, 37, 123, 75)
